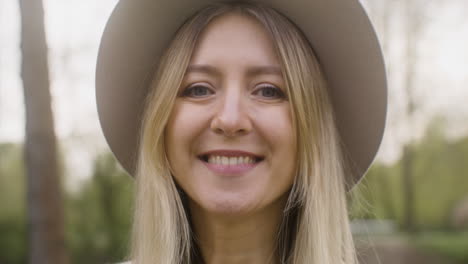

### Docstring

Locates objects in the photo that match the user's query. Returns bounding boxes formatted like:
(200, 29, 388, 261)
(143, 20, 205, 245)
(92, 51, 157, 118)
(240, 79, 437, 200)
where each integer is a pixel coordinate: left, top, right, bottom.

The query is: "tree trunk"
(19, 0, 69, 263)
(402, 144, 416, 232)
(366, 0, 398, 221)
(401, 0, 425, 233)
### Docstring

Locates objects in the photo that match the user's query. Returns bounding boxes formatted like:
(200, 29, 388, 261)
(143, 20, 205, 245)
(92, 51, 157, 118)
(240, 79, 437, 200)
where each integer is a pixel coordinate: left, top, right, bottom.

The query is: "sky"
(361, 0, 468, 157)
(0, 0, 118, 188)
(1, 0, 467, 188)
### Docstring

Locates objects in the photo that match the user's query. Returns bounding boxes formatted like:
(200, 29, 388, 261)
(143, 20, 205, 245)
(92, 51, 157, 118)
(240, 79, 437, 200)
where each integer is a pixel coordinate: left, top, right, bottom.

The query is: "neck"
(189, 196, 287, 264)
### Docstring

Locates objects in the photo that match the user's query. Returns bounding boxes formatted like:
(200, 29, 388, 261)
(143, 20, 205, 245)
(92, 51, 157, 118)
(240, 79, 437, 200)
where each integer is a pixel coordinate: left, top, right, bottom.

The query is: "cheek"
(256, 106, 297, 186)
(166, 103, 207, 152)
(165, 103, 208, 179)
(258, 106, 295, 153)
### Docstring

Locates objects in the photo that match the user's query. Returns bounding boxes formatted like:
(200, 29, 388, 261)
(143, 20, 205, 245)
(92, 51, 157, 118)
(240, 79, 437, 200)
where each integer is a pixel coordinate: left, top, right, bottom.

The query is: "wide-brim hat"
(96, 0, 387, 190)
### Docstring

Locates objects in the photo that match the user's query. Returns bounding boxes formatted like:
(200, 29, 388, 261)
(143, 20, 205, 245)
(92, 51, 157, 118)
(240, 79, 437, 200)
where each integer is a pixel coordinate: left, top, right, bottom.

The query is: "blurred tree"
(66, 152, 134, 263)
(351, 116, 468, 230)
(0, 147, 134, 263)
(363, 0, 438, 233)
(400, 0, 428, 234)
(360, 0, 401, 225)
(412, 118, 468, 229)
(18, 0, 69, 263)
(0, 143, 27, 264)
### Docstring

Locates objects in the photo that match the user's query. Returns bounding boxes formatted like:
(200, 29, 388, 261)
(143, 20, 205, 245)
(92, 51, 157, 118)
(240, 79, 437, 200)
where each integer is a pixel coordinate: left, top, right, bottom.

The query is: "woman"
(96, 1, 387, 263)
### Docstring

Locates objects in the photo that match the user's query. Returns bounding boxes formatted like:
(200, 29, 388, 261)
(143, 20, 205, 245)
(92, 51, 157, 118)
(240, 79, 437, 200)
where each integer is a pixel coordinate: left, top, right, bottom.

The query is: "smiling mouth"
(197, 154, 264, 175)
(198, 155, 264, 163)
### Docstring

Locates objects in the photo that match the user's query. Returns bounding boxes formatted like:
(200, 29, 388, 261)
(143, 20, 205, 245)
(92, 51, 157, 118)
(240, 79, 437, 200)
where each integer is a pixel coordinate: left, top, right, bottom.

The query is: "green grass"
(412, 231, 468, 263)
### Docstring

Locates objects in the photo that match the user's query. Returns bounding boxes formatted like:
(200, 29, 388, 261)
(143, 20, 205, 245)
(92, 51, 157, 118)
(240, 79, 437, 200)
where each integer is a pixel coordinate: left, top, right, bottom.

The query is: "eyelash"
(181, 84, 286, 99)
(181, 85, 213, 98)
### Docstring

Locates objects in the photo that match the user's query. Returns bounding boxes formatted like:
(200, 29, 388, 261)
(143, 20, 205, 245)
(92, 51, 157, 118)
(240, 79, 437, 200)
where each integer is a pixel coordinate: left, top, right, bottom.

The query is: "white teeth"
(206, 155, 258, 165)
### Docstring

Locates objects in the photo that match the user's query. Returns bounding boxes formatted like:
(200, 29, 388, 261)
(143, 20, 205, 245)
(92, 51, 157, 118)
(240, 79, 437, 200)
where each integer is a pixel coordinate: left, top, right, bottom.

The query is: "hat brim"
(96, 0, 387, 190)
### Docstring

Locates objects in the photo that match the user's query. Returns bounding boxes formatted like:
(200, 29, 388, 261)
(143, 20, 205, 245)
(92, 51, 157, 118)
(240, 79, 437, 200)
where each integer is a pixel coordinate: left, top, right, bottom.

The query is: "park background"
(0, 0, 467, 263)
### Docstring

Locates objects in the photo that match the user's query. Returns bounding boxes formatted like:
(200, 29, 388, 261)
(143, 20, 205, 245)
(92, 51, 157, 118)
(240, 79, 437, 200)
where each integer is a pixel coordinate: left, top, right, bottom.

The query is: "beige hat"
(96, 0, 387, 190)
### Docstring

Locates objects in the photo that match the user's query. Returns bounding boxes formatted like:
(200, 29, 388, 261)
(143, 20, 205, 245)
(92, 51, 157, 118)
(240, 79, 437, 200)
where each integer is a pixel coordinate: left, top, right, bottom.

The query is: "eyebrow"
(185, 64, 283, 77)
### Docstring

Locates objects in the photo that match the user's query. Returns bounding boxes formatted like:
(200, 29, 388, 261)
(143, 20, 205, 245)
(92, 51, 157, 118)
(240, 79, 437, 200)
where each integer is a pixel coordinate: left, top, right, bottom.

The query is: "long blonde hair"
(131, 2, 358, 263)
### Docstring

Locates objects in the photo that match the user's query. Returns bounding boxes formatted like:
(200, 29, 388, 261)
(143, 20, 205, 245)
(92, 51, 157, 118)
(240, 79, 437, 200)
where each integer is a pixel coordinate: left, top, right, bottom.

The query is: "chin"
(196, 191, 261, 216)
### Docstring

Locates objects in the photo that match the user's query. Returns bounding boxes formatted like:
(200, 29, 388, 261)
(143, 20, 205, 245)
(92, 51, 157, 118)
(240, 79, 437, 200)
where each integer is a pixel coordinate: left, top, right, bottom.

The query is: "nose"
(210, 87, 252, 137)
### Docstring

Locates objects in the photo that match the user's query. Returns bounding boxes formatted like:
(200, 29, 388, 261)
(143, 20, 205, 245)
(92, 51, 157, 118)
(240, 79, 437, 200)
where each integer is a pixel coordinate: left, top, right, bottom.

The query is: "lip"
(201, 160, 261, 175)
(198, 149, 264, 160)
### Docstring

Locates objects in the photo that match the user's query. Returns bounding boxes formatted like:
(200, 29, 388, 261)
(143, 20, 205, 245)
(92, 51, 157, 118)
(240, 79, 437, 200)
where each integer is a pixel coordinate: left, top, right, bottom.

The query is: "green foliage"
(0, 143, 27, 264)
(350, 163, 400, 220)
(0, 143, 26, 219)
(0, 145, 134, 264)
(412, 231, 468, 262)
(350, 117, 468, 229)
(1, 114, 467, 262)
(66, 152, 134, 264)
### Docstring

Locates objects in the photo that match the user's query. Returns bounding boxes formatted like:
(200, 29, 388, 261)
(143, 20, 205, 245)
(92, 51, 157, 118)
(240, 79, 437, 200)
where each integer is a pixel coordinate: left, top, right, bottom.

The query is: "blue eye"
(254, 85, 286, 99)
(181, 85, 213, 98)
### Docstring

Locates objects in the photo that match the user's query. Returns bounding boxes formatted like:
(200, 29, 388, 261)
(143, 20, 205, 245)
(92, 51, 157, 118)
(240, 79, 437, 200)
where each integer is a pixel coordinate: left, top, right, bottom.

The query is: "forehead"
(189, 12, 280, 67)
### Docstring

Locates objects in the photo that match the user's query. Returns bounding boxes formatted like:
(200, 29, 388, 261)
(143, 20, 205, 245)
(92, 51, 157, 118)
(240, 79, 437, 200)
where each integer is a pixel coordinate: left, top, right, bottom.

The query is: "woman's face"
(165, 13, 297, 215)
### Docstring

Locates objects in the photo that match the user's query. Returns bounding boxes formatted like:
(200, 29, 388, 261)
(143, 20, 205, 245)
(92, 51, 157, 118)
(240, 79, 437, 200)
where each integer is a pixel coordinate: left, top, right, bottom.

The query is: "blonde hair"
(132, 2, 358, 263)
